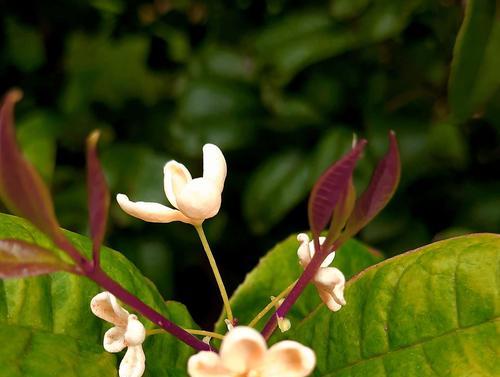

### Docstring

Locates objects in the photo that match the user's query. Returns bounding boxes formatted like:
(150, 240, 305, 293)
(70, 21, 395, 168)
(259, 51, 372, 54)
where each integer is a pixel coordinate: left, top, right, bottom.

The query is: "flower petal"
(297, 233, 311, 268)
(202, 144, 227, 193)
(163, 160, 192, 209)
(320, 251, 335, 268)
(220, 326, 267, 374)
(297, 234, 331, 269)
(104, 326, 127, 353)
(116, 194, 192, 224)
(125, 314, 146, 347)
(317, 288, 343, 312)
(119, 346, 146, 377)
(91, 291, 129, 326)
(313, 267, 345, 293)
(176, 178, 221, 221)
(188, 351, 232, 377)
(260, 340, 316, 377)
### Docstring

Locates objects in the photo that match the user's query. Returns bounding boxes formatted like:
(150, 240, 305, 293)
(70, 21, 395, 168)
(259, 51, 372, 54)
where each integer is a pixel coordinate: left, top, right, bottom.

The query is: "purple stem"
(261, 237, 329, 340)
(89, 266, 211, 351)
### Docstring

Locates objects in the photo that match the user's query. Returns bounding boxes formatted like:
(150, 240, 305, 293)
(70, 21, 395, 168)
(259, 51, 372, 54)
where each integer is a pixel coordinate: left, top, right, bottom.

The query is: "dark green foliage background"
(0, 0, 498, 327)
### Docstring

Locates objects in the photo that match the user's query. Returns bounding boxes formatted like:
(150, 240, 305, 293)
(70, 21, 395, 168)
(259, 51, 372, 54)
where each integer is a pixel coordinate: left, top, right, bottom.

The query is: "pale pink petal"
(332, 279, 346, 306)
(297, 233, 311, 268)
(317, 288, 342, 312)
(260, 340, 316, 377)
(91, 292, 129, 326)
(104, 326, 127, 353)
(124, 315, 146, 347)
(116, 194, 192, 224)
(163, 161, 192, 209)
(188, 351, 232, 377)
(297, 235, 330, 269)
(220, 326, 267, 374)
(119, 346, 146, 377)
(313, 267, 345, 294)
(320, 251, 336, 268)
(176, 178, 221, 221)
(202, 144, 227, 193)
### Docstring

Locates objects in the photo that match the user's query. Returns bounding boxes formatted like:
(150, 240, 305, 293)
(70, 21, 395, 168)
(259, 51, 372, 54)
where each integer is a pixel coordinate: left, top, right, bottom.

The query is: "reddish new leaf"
(308, 139, 367, 239)
(324, 178, 356, 248)
(0, 90, 62, 242)
(0, 239, 77, 278)
(0, 90, 86, 265)
(86, 130, 109, 264)
(342, 131, 400, 240)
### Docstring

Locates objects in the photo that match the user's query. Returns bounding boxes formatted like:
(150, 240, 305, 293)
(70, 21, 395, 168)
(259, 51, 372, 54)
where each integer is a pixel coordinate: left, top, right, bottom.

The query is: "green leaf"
(62, 33, 167, 111)
(0, 213, 197, 377)
(243, 151, 310, 234)
(284, 234, 500, 377)
(5, 18, 46, 72)
(449, 0, 500, 121)
(215, 234, 382, 333)
(169, 79, 260, 155)
(255, 2, 424, 84)
(17, 111, 59, 184)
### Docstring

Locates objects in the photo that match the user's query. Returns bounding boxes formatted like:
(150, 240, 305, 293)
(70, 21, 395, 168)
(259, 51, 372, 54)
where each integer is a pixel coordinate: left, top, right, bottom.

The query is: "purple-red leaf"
(308, 139, 367, 239)
(325, 178, 356, 247)
(0, 239, 77, 278)
(0, 90, 86, 265)
(0, 90, 62, 242)
(86, 130, 109, 263)
(342, 131, 401, 240)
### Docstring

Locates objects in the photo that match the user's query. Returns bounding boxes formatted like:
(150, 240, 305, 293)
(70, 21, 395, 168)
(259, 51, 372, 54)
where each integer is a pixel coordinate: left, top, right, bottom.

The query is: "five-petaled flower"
(297, 233, 346, 312)
(91, 292, 146, 377)
(188, 326, 315, 377)
(117, 144, 226, 226)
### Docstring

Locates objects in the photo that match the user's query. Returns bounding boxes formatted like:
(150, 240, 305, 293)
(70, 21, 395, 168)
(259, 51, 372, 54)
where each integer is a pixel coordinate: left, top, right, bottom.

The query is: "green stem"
(248, 281, 296, 328)
(147, 328, 224, 340)
(195, 225, 234, 321)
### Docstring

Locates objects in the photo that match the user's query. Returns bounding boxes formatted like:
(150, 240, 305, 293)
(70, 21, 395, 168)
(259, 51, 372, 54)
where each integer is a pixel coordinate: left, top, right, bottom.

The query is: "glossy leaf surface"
(284, 234, 499, 376)
(0, 213, 197, 377)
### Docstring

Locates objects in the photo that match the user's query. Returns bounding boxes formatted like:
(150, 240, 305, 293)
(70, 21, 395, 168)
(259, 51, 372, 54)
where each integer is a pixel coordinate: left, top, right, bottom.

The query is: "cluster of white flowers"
(91, 292, 146, 377)
(90, 144, 347, 377)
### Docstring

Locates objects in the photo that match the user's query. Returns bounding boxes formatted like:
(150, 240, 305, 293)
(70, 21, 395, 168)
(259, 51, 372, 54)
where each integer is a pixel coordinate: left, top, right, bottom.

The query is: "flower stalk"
(248, 280, 295, 328)
(195, 224, 233, 322)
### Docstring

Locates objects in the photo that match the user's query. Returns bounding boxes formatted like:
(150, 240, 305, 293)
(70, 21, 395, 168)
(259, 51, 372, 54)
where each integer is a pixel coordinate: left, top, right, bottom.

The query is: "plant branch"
(261, 238, 327, 340)
(147, 328, 225, 340)
(89, 266, 211, 351)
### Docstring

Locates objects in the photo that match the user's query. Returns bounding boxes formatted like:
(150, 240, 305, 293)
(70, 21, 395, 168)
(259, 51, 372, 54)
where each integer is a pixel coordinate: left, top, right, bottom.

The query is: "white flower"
(117, 144, 226, 226)
(91, 292, 146, 377)
(188, 326, 315, 377)
(297, 233, 346, 312)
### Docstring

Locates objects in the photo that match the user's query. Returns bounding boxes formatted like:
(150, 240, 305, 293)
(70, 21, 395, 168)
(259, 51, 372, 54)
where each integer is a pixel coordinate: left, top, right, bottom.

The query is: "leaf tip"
(87, 129, 101, 148)
(5, 88, 23, 104)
